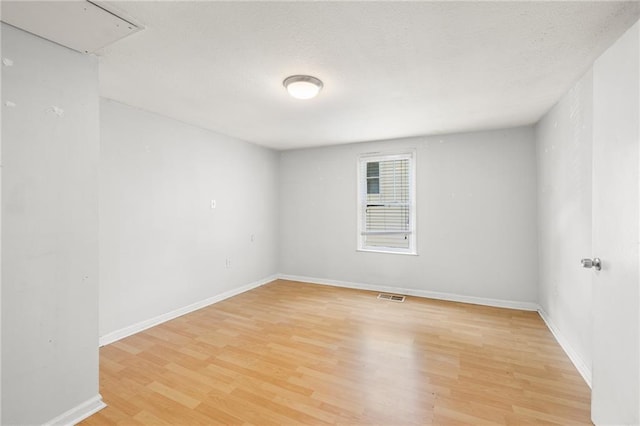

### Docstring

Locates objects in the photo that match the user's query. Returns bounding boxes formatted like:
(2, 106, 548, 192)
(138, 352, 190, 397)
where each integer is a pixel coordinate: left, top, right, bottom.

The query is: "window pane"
(367, 177, 380, 194)
(365, 233, 410, 249)
(364, 204, 410, 232)
(366, 162, 379, 177)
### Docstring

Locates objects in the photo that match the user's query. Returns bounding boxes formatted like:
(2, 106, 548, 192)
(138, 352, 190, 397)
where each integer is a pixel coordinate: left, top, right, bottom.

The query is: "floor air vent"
(377, 293, 406, 302)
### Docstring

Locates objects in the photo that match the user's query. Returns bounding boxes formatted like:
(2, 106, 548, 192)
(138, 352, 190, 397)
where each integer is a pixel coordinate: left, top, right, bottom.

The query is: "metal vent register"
(377, 293, 406, 302)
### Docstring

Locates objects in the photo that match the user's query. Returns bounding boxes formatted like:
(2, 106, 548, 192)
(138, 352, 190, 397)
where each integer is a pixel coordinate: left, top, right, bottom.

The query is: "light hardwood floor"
(82, 279, 592, 425)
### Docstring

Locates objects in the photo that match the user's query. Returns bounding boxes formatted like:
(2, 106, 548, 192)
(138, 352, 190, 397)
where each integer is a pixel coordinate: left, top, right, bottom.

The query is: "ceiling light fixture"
(283, 75, 323, 100)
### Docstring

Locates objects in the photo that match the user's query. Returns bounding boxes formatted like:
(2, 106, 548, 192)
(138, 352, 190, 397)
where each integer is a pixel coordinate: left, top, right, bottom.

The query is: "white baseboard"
(45, 394, 106, 426)
(538, 308, 592, 388)
(277, 273, 540, 311)
(99, 275, 278, 346)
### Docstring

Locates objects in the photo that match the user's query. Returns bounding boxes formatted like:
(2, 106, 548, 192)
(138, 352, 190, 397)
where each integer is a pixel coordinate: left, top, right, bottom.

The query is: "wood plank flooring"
(82, 280, 592, 425)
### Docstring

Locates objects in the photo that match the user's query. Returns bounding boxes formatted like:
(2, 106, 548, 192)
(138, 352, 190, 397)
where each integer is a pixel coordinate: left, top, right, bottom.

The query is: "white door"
(591, 22, 639, 425)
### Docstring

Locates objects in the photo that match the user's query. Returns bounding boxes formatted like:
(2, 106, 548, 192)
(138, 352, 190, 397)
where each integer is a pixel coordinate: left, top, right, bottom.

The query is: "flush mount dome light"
(283, 75, 323, 99)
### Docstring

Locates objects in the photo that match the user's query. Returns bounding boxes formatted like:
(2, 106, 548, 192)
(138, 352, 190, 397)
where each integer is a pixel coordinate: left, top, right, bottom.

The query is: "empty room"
(2, 1, 640, 425)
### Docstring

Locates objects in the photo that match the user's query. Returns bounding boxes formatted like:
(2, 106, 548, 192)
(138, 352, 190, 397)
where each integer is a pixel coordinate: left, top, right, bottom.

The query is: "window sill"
(356, 248, 418, 256)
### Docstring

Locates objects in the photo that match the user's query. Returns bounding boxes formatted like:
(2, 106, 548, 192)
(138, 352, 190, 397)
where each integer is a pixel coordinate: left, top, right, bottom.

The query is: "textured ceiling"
(98, 1, 640, 150)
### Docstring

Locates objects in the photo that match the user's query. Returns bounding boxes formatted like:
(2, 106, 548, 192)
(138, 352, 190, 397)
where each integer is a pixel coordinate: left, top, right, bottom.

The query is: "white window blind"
(357, 152, 416, 254)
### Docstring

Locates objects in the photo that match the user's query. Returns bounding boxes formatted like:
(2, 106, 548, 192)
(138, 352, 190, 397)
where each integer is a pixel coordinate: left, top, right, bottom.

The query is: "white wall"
(535, 70, 593, 384)
(1, 24, 101, 425)
(279, 127, 538, 306)
(99, 99, 279, 341)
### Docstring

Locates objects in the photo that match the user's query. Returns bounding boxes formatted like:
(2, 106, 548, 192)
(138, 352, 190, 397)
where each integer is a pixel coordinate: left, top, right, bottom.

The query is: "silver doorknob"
(581, 258, 602, 271)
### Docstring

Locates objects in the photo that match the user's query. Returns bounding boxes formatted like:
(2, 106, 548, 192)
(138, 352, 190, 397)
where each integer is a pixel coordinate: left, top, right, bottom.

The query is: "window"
(357, 152, 416, 254)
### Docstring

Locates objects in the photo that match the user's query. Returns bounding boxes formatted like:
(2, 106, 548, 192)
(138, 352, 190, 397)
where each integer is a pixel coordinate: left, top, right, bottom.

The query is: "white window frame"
(357, 151, 417, 255)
